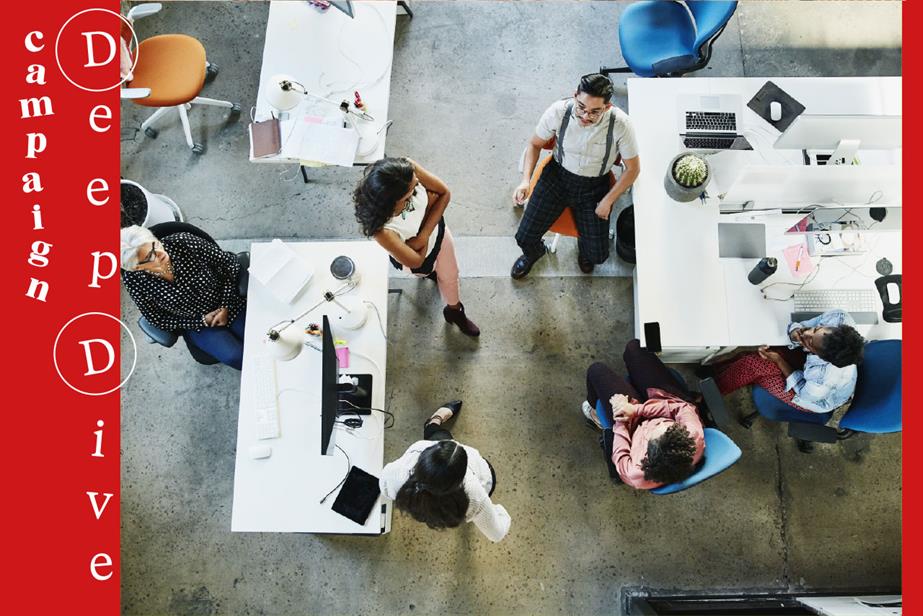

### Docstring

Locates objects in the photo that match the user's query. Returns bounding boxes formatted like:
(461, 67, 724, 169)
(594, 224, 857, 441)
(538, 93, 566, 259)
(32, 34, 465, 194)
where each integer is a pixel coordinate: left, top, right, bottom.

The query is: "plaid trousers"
(515, 158, 612, 263)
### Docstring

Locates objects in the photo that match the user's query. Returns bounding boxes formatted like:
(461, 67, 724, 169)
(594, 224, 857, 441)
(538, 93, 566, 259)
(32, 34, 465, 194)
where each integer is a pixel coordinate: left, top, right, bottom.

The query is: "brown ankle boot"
(443, 303, 480, 337)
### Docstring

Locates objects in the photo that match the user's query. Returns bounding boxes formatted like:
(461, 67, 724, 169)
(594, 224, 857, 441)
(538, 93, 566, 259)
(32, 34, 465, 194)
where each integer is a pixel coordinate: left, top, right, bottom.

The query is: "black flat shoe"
(425, 400, 463, 427)
(511, 252, 543, 279)
(578, 253, 594, 274)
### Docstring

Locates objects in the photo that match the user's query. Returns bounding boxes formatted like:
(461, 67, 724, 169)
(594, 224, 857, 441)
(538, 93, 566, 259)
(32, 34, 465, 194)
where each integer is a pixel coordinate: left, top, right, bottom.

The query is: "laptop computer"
(678, 94, 753, 151)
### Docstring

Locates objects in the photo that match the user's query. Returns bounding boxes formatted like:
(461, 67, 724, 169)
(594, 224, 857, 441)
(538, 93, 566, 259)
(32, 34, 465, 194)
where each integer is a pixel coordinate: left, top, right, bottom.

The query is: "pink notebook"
(783, 241, 815, 277)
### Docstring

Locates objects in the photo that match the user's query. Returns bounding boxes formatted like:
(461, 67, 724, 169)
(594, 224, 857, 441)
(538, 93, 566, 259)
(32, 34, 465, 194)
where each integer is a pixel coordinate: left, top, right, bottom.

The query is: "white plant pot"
(121, 179, 183, 226)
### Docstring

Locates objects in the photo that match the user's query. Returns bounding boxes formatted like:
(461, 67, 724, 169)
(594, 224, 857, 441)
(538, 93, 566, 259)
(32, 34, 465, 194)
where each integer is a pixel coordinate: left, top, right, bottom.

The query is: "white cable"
(363, 300, 387, 340)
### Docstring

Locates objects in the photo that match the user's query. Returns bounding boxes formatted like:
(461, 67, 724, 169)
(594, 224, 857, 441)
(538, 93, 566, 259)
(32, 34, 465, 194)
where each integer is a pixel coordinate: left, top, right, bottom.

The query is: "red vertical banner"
(904, 0, 916, 611)
(3, 1, 121, 613)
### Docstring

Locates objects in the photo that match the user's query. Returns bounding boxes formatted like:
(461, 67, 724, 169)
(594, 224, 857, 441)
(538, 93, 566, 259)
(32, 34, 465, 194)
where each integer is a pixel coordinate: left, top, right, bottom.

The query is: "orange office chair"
(525, 137, 619, 254)
(120, 3, 240, 154)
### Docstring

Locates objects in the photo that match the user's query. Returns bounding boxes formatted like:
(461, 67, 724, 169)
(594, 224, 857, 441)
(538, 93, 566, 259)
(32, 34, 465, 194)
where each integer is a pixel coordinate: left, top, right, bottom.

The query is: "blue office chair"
(838, 340, 901, 434)
(600, 1, 738, 78)
(596, 370, 741, 492)
(126, 221, 249, 366)
(740, 340, 901, 451)
(650, 428, 742, 495)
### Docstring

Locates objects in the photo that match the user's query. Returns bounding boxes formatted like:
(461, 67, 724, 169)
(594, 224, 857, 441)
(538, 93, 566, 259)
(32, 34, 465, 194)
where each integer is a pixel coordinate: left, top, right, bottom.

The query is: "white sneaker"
(581, 400, 603, 430)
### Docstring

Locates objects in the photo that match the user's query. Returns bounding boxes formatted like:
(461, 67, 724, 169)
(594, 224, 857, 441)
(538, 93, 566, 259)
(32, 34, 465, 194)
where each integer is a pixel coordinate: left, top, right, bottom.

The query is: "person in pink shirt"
(582, 340, 705, 489)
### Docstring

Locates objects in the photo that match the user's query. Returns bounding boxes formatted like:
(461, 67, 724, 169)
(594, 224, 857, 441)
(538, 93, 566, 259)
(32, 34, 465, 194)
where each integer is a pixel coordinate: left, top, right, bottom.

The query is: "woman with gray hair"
(120, 225, 247, 369)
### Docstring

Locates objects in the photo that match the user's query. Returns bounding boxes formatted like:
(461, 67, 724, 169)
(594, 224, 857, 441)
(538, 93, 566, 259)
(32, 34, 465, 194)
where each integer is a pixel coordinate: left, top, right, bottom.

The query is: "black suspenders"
(553, 102, 617, 177)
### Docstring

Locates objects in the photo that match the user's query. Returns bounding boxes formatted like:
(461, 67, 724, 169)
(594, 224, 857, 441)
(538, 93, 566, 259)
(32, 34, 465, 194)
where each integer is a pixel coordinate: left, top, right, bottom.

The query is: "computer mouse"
(249, 445, 272, 460)
(770, 101, 782, 122)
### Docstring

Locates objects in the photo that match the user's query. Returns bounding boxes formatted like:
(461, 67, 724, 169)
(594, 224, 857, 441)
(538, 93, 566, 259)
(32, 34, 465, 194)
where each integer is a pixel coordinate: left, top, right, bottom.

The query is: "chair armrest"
(698, 377, 731, 430)
(787, 422, 838, 443)
(127, 3, 163, 21)
(121, 88, 151, 100)
(236, 252, 250, 297)
(138, 316, 178, 347)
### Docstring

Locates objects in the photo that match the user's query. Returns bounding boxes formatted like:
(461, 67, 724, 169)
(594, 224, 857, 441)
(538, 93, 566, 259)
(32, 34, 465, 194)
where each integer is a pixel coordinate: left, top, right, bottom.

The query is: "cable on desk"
(319, 444, 351, 504)
(339, 399, 394, 428)
(760, 259, 823, 301)
(364, 300, 388, 341)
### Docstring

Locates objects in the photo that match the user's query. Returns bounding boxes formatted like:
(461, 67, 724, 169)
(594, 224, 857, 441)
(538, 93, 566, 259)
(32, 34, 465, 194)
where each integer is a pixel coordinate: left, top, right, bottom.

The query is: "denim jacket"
(785, 309, 858, 413)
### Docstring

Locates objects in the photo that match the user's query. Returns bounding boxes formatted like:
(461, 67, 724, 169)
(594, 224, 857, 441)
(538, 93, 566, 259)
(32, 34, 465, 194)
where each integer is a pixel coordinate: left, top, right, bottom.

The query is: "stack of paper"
(249, 239, 314, 304)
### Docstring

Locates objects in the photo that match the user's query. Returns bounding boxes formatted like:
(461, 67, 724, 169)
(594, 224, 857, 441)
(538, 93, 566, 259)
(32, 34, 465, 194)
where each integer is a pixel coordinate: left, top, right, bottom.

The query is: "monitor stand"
(337, 374, 373, 415)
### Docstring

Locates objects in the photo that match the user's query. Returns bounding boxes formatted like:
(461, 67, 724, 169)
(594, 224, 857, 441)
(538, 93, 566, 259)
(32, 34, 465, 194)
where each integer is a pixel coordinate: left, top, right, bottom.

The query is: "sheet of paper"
(783, 240, 816, 277)
(250, 239, 315, 304)
(298, 122, 360, 167)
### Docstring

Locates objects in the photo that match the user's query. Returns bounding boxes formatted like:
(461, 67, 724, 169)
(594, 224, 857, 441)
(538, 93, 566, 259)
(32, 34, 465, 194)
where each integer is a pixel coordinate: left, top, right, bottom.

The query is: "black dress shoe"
(511, 253, 539, 279)
(443, 303, 481, 337)
(578, 253, 594, 274)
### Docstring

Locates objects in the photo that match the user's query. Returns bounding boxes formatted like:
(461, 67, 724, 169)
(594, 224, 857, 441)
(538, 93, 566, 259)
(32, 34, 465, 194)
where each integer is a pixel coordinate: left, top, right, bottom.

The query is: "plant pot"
(120, 179, 183, 228)
(664, 152, 710, 202)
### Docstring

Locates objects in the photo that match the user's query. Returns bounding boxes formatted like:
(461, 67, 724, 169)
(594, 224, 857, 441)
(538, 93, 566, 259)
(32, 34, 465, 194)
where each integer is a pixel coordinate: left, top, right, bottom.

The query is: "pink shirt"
(611, 388, 705, 490)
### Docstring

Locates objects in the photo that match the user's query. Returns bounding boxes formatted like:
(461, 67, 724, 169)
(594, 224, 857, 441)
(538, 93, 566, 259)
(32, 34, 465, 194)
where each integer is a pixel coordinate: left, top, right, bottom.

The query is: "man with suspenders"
(512, 74, 641, 278)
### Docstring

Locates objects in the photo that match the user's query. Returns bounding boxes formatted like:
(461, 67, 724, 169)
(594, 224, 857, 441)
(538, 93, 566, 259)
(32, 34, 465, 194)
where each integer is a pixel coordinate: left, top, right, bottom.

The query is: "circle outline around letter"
(55, 8, 139, 93)
(53, 312, 137, 396)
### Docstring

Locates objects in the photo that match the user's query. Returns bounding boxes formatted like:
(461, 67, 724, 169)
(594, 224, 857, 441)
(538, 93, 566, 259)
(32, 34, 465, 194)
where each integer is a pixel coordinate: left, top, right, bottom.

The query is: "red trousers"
(714, 348, 810, 412)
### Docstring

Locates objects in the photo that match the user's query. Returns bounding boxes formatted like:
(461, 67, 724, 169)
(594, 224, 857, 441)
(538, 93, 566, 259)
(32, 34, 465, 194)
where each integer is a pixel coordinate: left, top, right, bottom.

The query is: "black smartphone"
(643, 322, 662, 353)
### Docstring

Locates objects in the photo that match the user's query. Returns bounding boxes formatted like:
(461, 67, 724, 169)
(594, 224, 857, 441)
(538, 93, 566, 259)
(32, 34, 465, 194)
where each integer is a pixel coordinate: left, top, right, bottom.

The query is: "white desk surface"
(628, 77, 902, 352)
(251, 0, 397, 165)
(232, 240, 390, 534)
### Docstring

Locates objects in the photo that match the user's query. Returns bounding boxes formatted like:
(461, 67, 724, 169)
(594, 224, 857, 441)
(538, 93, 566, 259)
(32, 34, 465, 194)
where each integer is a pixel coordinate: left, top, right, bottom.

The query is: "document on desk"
(249, 239, 315, 304)
(783, 241, 816, 278)
(298, 122, 360, 168)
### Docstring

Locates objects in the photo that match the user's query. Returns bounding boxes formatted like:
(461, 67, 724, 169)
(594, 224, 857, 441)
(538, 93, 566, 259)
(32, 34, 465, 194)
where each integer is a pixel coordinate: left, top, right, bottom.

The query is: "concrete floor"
(119, 2, 902, 615)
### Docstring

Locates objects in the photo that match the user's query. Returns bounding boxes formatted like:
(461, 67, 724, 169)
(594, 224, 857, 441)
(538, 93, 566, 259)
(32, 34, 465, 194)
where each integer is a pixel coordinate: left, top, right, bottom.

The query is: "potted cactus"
(664, 152, 710, 202)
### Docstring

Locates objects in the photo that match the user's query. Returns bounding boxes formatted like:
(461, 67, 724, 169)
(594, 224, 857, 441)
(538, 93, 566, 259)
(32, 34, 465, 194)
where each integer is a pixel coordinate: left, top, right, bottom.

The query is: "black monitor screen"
(320, 315, 338, 455)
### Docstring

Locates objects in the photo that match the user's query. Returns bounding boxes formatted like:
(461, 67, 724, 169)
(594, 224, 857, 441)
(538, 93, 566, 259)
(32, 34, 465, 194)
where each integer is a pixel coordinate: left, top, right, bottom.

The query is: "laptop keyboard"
(685, 111, 737, 132)
(683, 135, 738, 150)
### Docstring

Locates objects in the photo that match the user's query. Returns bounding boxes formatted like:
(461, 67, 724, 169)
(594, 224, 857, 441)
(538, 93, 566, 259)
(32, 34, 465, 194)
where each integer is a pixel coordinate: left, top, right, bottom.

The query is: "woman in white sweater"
(379, 401, 511, 542)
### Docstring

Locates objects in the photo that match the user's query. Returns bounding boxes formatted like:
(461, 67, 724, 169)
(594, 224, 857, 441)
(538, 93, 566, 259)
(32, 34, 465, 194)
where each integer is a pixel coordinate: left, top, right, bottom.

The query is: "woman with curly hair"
(582, 339, 705, 489)
(353, 157, 479, 337)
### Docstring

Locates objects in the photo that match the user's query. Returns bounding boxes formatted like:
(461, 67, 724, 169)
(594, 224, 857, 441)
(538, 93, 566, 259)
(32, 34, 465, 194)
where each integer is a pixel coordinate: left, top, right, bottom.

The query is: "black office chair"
(131, 221, 249, 366)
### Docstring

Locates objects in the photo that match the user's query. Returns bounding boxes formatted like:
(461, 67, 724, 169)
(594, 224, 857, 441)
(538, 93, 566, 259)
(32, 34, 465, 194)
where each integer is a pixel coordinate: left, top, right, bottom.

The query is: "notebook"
(249, 117, 281, 158)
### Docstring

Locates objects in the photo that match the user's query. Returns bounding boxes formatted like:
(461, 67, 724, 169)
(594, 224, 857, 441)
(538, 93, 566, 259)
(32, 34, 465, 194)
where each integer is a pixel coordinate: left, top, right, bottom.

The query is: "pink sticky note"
(783, 242, 815, 278)
(335, 346, 349, 369)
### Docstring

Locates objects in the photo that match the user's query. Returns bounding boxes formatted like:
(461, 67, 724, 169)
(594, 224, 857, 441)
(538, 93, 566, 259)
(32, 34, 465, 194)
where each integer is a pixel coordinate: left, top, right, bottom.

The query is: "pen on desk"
(795, 244, 804, 272)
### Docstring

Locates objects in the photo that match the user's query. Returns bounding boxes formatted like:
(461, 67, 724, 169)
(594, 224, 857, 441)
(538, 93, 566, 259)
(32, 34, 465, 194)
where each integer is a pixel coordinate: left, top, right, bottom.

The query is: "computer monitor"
(320, 315, 338, 456)
(774, 114, 901, 165)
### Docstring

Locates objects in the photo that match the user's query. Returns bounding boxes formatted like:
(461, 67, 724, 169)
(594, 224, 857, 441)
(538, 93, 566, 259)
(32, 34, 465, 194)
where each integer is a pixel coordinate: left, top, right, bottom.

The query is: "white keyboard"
(252, 355, 280, 439)
(792, 289, 880, 325)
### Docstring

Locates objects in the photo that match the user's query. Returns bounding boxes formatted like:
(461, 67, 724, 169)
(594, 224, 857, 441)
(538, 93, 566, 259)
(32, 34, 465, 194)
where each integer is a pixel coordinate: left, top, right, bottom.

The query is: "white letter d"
(81, 31, 116, 68)
(78, 339, 115, 376)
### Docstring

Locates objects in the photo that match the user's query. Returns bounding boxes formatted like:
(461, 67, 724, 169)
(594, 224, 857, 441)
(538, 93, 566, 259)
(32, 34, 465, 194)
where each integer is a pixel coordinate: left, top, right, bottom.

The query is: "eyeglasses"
(573, 100, 606, 121)
(138, 241, 158, 265)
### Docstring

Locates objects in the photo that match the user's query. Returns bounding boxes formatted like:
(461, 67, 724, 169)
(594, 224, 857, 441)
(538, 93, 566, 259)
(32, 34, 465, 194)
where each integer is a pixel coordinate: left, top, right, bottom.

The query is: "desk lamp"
(263, 75, 374, 121)
(264, 278, 360, 360)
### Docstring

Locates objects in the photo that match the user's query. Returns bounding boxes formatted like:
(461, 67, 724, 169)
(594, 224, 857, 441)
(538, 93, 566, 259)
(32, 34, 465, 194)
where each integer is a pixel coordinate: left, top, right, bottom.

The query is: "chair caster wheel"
(144, 127, 158, 139)
(836, 428, 857, 440)
(231, 103, 242, 114)
(796, 439, 815, 454)
(206, 63, 219, 81)
(192, 143, 206, 155)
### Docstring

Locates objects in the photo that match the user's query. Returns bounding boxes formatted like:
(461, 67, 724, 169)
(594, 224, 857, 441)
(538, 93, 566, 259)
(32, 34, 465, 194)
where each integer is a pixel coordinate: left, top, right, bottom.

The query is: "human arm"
(595, 155, 640, 220)
(787, 309, 851, 348)
(122, 273, 205, 332)
(469, 488, 512, 542)
(374, 228, 426, 269)
(407, 159, 450, 251)
(513, 134, 548, 205)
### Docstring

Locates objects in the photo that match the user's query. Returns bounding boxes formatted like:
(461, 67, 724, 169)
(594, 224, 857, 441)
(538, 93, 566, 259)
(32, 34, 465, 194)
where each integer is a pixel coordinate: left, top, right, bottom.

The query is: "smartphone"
(643, 322, 662, 353)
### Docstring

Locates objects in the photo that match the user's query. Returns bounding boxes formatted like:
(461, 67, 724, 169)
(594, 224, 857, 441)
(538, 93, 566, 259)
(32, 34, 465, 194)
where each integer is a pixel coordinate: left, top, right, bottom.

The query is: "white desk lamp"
(263, 74, 375, 121)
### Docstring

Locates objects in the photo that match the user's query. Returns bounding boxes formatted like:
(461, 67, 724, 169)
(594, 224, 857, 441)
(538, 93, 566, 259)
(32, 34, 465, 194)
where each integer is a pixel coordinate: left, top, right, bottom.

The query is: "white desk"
(251, 1, 398, 166)
(232, 240, 391, 534)
(628, 77, 902, 361)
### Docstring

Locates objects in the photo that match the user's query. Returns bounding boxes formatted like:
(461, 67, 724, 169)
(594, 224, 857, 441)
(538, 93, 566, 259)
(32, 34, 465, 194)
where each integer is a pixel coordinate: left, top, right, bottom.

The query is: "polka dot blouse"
(121, 232, 246, 332)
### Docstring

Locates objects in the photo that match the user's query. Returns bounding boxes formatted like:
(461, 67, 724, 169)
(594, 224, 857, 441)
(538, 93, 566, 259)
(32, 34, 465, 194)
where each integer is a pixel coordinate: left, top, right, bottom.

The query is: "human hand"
(513, 180, 531, 206)
(202, 308, 221, 327)
(595, 200, 613, 221)
(406, 234, 429, 253)
(213, 307, 230, 327)
(758, 345, 782, 364)
(609, 394, 636, 421)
